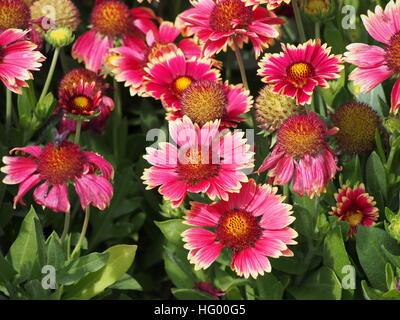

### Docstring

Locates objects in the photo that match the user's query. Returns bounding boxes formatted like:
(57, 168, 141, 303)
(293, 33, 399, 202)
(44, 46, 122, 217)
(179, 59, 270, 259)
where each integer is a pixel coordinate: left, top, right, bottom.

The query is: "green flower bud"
(387, 215, 400, 242)
(45, 27, 75, 48)
(303, 0, 335, 22)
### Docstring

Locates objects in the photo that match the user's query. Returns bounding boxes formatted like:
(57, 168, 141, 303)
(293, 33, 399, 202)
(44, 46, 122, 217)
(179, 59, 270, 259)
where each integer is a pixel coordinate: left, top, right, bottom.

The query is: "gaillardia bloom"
(344, 0, 400, 93)
(258, 39, 343, 105)
(242, 0, 291, 10)
(167, 80, 252, 128)
(258, 112, 339, 197)
(1, 142, 114, 212)
(0, 0, 31, 31)
(330, 184, 379, 236)
(182, 179, 297, 278)
(255, 85, 305, 133)
(391, 78, 400, 115)
(72, 0, 158, 72)
(144, 50, 221, 109)
(112, 21, 202, 96)
(331, 102, 380, 154)
(142, 116, 254, 207)
(179, 0, 285, 57)
(0, 29, 45, 94)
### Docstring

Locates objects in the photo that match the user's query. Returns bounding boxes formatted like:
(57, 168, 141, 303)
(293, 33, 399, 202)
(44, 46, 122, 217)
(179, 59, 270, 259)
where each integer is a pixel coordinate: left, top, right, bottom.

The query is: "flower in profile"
(194, 282, 225, 299)
(331, 102, 380, 154)
(144, 50, 221, 109)
(1, 142, 114, 212)
(182, 179, 297, 278)
(242, 0, 291, 10)
(142, 116, 254, 207)
(0, 29, 45, 94)
(45, 26, 75, 48)
(344, 0, 400, 94)
(255, 85, 305, 133)
(112, 21, 203, 96)
(258, 112, 339, 198)
(258, 39, 343, 105)
(330, 184, 378, 236)
(72, 0, 159, 72)
(179, 0, 285, 57)
(391, 79, 400, 115)
(167, 80, 252, 128)
(0, 0, 31, 31)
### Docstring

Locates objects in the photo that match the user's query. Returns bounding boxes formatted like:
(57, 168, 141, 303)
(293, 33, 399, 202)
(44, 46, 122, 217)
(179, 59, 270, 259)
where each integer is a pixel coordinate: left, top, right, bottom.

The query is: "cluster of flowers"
(2, 0, 397, 279)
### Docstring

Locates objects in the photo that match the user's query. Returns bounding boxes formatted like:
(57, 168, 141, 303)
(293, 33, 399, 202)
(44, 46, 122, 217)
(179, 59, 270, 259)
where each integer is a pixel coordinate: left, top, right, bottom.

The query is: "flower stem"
(71, 206, 90, 259)
(232, 38, 249, 91)
(5, 88, 12, 139)
(60, 213, 71, 243)
(74, 119, 82, 145)
(39, 47, 60, 103)
(315, 21, 320, 39)
(292, 0, 306, 43)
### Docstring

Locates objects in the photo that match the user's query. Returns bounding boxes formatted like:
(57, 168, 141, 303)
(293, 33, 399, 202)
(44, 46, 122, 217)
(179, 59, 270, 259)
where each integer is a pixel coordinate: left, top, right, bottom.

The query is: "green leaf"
(163, 250, 195, 289)
(382, 246, 400, 269)
(63, 244, 137, 300)
(356, 226, 400, 291)
(24, 280, 51, 300)
(155, 219, 189, 245)
(385, 263, 395, 291)
(287, 267, 342, 300)
(59, 252, 109, 286)
(7, 206, 46, 281)
(36, 92, 56, 120)
(109, 273, 142, 291)
(361, 280, 384, 300)
(0, 252, 17, 286)
(171, 288, 215, 300)
(46, 232, 66, 271)
(255, 273, 284, 300)
(366, 151, 387, 201)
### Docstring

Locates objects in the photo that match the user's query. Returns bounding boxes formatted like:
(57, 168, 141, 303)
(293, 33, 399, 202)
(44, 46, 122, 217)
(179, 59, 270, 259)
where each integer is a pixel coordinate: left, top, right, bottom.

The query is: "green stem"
(232, 39, 249, 91)
(39, 47, 60, 103)
(387, 147, 396, 173)
(74, 119, 82, 145)
(112, 80, 122, 165)
(5, 88, 12, 138)
(71, 207, 90, 259)
(315, 21, 320, 39)
(292, 0, 306, 43)
(60, 213, 70, 243)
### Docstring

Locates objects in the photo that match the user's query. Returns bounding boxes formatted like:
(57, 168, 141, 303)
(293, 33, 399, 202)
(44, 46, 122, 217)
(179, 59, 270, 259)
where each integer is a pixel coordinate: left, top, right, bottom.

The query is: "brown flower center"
(287, 62, 314, 87)
(209, 0, 253, 32)
(385, 32, 400, 73)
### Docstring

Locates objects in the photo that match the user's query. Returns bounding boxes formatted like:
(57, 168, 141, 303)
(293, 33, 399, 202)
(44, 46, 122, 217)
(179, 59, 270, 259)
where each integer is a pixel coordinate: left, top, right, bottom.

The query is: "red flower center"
(0, 0, 30, 31)
(385, 32, 400, 73)
(37, 142, 86, 185)
(209, 0, 253, 32)
(90, 0, 131, 37)
(287, 62, 314, 87)
(278, 114, 326, 157)
(180, 80, 227, 126)
(216, 210, 262, 251)
(177, 147, 220, 185)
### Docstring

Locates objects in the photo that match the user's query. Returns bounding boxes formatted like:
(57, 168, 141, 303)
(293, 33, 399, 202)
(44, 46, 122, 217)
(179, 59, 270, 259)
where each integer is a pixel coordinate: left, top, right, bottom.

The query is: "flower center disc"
(0, 0, 30, 30)
(37, 141, 85, 185)
(287, 62, 314, 87)
(59, 68, 102, 96)
(90, 0, 131, 37)
(209, 0, 253, 32)
(385, 32, 400, 73)
(172, 76, 193, 96)
(177, 147, 220, 185)
(278, 114, 325, 158)
(180, 80, 227, 126)
(345, 210, 363, 227)
(216, 210, 262, 251)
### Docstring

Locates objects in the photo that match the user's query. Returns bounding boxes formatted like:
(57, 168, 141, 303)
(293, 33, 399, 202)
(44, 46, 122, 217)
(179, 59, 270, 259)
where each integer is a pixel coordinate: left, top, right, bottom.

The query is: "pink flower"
(0, 29, 45, 94)
(179, 0, 285, 58)
(167, 80, 253, 128)
(182, 179, 297, 278)
(112, 21, 203, 96)
(1, 142, 114, 213)
(242, 0, 291, 10)
(142, 116, 254, 207)
(258, 112, 339, 198)
(194, 282, 225, 298)
(392, 79, 400, 115)
(344, 0, 400, 94)
(330, 184, 379, 236)
(258, 39, 343, 105)
(144, 50, 221, 109)
(72, 0, 159, 72)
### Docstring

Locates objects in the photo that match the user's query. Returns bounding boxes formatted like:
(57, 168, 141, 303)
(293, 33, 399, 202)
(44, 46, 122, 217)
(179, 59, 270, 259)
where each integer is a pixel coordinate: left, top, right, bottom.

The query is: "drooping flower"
(331, 102, 380, 154)
(0, 29, 45, 94)
(258, 39, 343, 105)
(72, 0, 159, 72)
(344, 0, 400, 95)
(194, 282, 225, 299)
(144, 50, 221, 109)
(142, 116, 254, 207)
(167, 80, 252, 128)
(391, 79, 400, 115)
(242, 0, 291, 10)
(330, 184, 379, 236)
(179, 0, 285, 58)
(112, 21, 203, 96)
(258, 112, 339, 198)
(182, 179, 297, 278)
(254, 85, 305, 133)
(1, 142, 114, 213)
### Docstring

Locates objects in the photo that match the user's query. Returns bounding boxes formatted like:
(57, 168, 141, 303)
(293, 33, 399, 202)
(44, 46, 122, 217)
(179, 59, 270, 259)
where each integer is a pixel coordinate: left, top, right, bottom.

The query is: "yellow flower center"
(173, 76, 193, 94)
(73, 96, 91, 109)
(345, 210, 363, 227)
(287, 62, 314, 87)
